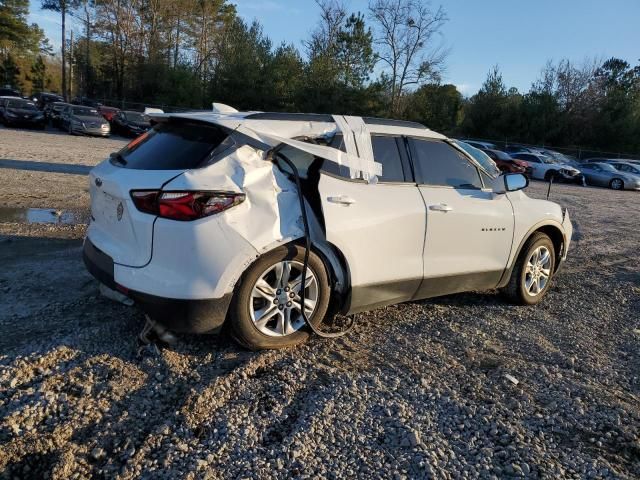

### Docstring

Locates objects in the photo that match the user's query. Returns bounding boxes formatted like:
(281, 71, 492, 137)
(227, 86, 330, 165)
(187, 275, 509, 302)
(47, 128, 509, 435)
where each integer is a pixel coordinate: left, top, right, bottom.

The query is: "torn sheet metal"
(167, 144, 304, 253)
(235, 126, 383, 179)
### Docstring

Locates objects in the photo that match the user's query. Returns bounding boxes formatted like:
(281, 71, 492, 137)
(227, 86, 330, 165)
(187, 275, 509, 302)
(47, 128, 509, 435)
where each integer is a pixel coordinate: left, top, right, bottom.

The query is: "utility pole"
(69, 29, 74, 100)
(61, 1, 66, 100)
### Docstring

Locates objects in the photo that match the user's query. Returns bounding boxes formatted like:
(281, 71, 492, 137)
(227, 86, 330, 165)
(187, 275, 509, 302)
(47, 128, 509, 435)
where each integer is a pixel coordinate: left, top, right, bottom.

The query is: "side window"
(525, 155, 539, 163)
(410, 138, 482, 189)
(320, 133, 351, 178)
(371, 135, 405, 182)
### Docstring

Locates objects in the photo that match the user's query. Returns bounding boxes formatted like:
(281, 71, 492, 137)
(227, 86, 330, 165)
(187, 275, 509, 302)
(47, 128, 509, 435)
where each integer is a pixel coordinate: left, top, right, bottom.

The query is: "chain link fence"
(458, 137, 640, 161)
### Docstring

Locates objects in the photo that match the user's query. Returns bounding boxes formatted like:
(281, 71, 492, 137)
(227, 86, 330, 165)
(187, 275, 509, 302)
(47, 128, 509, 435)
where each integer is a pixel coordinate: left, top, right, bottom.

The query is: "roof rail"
(362, 117, 426, 129)
(245, 112, 334, 122)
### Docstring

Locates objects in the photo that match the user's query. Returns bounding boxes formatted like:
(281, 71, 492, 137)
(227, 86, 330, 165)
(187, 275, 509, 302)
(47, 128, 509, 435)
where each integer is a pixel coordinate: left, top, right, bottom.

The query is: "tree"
(336, 13, 375, 88)
(406, 83, 462, 133)
(31, 54, 47, 91)
(368, 0, 448, 116)
(1, 53, 20, 88)
(41, 0, 80, 99)
(301, 1, 376, 113)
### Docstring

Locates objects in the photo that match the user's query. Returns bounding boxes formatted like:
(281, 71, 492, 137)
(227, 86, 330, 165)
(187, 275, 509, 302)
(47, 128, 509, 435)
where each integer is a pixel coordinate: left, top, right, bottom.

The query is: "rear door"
(318, 134, 426, 312)
(408, 137, 513, 298)
(87, 121, 231, 267)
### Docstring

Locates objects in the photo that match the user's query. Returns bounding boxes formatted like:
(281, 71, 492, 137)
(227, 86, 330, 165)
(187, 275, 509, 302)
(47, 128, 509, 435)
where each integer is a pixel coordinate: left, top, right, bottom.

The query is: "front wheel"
(502, 232, 556, 305)
(229, 245, 330, 350)
(610, 178, 624, 190)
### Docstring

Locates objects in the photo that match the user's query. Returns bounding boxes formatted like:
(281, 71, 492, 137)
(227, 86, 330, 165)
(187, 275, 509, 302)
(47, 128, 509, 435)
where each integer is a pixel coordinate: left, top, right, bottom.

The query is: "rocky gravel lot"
(0, 127, 639, 479)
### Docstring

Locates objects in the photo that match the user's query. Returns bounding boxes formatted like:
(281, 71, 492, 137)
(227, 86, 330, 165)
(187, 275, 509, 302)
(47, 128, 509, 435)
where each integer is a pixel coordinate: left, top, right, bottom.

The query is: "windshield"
(124, 112, 149, 123)
(7, 100, 37, 110)
(452, 140, 500, 177)
(72, 107, 99, 116)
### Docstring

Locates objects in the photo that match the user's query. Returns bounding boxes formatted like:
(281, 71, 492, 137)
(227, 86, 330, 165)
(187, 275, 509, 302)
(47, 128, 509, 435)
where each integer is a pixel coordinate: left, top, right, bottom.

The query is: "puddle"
(0, 207, 89, 225)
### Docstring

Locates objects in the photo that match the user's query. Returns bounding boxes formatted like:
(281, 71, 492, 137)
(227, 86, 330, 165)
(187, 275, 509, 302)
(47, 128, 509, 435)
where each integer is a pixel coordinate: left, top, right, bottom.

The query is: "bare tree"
(304, 0, 347, 58)
(368, 0, 448, 115)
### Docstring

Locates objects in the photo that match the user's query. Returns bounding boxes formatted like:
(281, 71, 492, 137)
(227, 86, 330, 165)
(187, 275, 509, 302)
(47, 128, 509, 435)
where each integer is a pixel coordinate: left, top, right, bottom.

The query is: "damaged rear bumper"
(83, 238, 230, 333)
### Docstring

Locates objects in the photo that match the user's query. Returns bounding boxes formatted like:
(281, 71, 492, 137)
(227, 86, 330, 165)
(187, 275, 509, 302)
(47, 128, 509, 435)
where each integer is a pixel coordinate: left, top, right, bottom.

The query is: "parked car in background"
(481, 149, 531, 175)
(32, 92, 64, 110)
(611, 161, 640, 176)
(512, 152, 583, 183)
(111, 110, 151, 137)
(580, 162, 640, 190)
(98, 105, 120, 123)
(461, 139, 497, 150)
(44, 101, 70, 128)
(61, 105, 110, 136)
(0, 88, 21, 98)
(0, 97, 45, 129)
(505, 145, 533, 154)
(83, 110, 573, 350)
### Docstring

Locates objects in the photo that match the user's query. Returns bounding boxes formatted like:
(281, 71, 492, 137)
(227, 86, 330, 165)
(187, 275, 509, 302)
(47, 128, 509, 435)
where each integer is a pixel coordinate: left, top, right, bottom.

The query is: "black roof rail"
(244, 112, 427, 129)
(362, 117, 426, 129)
(244, 112, 334, 122)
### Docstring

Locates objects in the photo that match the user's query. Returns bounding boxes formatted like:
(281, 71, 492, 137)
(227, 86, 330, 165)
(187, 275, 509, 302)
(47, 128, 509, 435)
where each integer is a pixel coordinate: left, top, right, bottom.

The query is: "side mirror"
(504, 173, 529, 192)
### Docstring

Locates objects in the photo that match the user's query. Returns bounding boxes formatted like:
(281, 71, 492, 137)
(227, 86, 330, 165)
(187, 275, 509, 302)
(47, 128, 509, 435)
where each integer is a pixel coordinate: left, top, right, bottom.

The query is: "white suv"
(83, 111, 573, 350)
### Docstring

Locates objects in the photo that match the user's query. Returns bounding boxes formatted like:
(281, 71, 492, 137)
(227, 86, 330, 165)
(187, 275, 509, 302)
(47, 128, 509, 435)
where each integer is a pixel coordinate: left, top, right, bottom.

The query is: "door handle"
(429, 203, 453, 212)
(327, 195, 356, 205)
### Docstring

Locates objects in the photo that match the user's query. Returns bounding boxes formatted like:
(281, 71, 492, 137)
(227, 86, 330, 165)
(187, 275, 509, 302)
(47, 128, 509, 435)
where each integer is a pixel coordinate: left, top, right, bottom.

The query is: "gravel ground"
(0, 127, 639, 479)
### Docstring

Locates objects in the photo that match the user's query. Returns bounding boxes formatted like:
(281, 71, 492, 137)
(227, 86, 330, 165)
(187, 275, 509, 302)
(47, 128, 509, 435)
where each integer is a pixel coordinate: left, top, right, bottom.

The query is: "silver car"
(61, 105, 110, 137)
(580, 162, 640, 190)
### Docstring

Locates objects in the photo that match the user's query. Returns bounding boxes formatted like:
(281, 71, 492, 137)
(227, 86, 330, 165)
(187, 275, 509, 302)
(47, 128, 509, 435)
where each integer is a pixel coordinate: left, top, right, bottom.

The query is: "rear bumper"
(82, 238, 230, 333)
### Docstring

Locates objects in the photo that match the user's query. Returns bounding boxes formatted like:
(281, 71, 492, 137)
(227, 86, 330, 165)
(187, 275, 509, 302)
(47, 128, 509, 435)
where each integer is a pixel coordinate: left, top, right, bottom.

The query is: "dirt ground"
(0, 126, 638, 479)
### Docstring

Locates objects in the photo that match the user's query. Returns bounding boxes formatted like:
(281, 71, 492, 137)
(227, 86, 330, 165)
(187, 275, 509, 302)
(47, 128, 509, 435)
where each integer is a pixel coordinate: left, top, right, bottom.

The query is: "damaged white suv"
(84, 110, 573, 350)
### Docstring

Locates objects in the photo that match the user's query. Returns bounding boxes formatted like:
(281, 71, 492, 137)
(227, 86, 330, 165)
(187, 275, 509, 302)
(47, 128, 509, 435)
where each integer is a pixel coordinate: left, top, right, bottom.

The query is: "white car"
(83, 110, 573, 350)
(512, 152, 583, 183)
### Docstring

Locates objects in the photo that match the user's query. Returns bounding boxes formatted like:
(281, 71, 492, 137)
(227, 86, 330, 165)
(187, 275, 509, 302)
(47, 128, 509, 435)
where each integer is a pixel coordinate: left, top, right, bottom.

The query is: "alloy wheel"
(610, 178, 623, 190)
(524, 246, 551, 297)
(249, 260, 318, 337)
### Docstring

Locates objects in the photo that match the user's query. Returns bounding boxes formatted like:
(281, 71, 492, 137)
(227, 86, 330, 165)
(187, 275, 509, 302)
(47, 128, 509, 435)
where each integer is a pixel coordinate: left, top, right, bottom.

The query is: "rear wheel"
(229, 245, 330, 350)
(610, 178, 624, 190)
(502, 232, 555, 305)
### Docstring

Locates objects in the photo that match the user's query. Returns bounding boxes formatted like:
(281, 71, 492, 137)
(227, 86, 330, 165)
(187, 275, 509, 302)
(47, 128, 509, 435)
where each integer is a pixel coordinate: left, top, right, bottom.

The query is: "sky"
(29, 0, 640, 96)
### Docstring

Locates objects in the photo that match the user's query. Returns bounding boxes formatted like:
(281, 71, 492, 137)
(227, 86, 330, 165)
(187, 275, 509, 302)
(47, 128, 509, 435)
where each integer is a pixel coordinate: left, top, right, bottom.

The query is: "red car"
(98, 105, 120, 123)
(482, 149, 532, 177)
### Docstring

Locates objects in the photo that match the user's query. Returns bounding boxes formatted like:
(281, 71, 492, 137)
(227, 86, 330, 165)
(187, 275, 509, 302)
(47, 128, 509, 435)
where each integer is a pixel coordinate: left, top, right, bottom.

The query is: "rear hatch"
(87, 120, 232, 267)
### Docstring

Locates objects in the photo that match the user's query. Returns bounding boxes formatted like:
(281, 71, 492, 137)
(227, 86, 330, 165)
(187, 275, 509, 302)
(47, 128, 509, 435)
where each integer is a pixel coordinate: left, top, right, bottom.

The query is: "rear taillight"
(130, 190, 245, 221)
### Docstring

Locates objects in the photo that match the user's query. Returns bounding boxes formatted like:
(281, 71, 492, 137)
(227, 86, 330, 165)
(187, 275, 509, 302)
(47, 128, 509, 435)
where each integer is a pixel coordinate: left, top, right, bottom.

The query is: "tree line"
(1, 0, 639, 155)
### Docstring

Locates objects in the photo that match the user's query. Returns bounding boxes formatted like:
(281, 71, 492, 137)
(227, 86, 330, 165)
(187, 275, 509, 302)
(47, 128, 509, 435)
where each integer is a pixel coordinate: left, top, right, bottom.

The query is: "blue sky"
(29, 0, 640, 96)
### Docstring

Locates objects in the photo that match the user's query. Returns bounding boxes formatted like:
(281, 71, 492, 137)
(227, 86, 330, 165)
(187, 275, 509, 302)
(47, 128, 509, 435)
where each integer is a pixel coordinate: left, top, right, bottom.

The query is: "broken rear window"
(112, 121, 230, 170)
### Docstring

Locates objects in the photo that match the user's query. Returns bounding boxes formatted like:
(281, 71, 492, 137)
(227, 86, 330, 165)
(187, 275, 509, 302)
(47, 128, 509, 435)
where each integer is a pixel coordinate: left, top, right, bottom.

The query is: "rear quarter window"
(114, 121, 230, 170)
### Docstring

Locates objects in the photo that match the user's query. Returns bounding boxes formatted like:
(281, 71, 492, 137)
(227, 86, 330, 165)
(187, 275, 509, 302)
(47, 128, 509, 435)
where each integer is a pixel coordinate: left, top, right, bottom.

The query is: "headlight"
(102, 123, 109, 129)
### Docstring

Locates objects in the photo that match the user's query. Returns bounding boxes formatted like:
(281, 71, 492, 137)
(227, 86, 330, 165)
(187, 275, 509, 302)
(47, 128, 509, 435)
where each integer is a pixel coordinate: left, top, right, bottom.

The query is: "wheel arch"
(498, 222, 566, 288)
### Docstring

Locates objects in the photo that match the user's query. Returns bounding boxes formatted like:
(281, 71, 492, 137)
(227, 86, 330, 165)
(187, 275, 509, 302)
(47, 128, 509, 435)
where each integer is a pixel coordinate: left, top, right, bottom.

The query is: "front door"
(407, 138, 514, 299)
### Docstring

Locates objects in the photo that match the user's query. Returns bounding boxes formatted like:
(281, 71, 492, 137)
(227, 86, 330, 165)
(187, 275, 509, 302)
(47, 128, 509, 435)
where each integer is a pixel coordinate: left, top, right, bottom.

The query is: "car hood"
(558, 164, 580, 173)
(512, 159, 529, 167)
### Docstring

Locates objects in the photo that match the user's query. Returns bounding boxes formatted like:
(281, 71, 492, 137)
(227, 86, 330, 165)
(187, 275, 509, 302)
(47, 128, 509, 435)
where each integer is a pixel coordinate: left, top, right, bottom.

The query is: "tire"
(228, 244, 331, 350)
(502, 232, 556, 305)
(609, 178, 624, 190)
